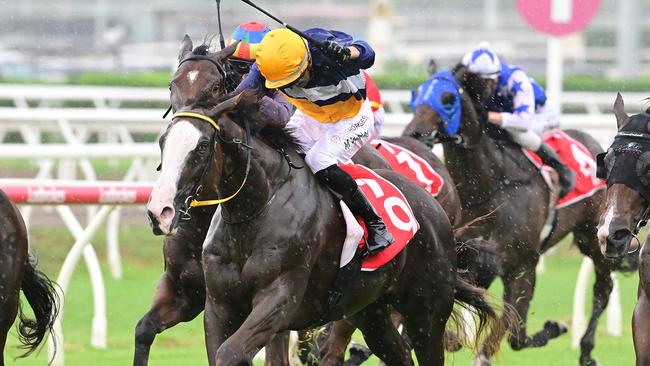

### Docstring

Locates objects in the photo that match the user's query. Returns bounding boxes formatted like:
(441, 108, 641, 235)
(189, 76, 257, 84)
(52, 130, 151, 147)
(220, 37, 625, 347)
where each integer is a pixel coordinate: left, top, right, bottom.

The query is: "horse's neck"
(444, 139, 503, 204)
(216, 122, 288, 222)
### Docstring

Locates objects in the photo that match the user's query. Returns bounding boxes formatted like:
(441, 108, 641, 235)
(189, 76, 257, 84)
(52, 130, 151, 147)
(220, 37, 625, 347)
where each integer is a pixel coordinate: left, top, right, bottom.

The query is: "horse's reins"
(171, 111, 252, 215)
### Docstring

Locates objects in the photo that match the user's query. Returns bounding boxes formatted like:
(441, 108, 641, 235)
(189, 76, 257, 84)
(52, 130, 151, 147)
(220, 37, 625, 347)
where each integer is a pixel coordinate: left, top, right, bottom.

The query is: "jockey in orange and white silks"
(235, 28, 394, 254)
(462, 42, 576, 197)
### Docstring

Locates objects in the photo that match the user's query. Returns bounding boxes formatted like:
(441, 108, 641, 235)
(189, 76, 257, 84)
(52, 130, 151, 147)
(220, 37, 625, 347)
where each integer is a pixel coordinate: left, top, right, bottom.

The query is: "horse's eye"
(197, 141, 209, 154)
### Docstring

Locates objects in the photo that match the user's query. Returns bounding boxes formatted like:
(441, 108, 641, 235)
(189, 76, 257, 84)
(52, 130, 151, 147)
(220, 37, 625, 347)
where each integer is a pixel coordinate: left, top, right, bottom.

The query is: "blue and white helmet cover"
(410, 70, 462, 135)
(461, 42, 501, 79)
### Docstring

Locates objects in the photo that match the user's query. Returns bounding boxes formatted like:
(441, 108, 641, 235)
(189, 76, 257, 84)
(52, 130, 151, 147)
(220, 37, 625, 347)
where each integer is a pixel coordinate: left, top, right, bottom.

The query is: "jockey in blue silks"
(461, 42, 576, 197)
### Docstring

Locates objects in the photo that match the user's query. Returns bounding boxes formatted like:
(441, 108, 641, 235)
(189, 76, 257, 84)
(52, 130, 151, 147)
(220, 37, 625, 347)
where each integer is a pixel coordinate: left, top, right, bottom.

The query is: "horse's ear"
(216, 41, 239, 61)
(208, 89, 257, 118)
(613, 92, 629, 130)
(179, 34, 193, 61)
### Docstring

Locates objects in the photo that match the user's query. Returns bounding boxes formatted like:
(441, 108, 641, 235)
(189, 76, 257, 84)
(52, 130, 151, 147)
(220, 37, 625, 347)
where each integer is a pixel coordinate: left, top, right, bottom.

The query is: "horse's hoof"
(445, 340, 463, 352)
(544, 320, 568, 337)
(345, 342, 372, 366)
(472, 355, 492, 366)
(580, 357, 600, 366)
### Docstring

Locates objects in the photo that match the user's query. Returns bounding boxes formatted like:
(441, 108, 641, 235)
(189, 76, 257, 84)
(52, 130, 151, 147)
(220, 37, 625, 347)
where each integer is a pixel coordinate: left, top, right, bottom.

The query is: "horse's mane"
(452, 63, 487, 104)
(258, 124, 302, 152)
(192, 44, 211, 56)
(221, 90, 301, 152)
(452, 63, 511, 142)
(192, 34, 218, 55)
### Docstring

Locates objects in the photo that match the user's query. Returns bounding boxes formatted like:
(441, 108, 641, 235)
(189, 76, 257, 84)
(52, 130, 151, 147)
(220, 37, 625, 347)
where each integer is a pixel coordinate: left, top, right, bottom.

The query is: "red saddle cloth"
(523, 130, 606, 208)
(339, 163, 420, 271)
(370, 139, 445, 197)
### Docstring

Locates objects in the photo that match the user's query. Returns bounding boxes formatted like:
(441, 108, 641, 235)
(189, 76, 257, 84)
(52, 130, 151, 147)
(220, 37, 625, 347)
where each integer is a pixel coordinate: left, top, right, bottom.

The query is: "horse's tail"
(452, 276, 507, 357)
(16, 256, 60, 359)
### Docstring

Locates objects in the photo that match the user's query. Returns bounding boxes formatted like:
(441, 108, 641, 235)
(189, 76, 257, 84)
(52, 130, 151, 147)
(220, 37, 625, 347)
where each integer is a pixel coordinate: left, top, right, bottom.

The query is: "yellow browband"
(172, 112, 221, 131)
(171, 111, 247, 207)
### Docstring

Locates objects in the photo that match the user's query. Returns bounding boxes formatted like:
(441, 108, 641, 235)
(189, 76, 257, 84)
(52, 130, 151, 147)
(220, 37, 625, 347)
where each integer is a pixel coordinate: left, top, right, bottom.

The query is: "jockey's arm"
(234, 63, 267, 95)
(259, 91, 295, 128)
(308, 28, 375, 69)
(490, 70, 536, 132)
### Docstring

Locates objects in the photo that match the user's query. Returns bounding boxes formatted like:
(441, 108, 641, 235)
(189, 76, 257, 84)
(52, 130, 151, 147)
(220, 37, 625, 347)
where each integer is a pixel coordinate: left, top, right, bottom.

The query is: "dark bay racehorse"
(404, 65, 638, 366)
(596, 94, 650, 366)
(0, 189, 59, 366)
(135, 36, 393, 366)
(146, 38, 502, 365)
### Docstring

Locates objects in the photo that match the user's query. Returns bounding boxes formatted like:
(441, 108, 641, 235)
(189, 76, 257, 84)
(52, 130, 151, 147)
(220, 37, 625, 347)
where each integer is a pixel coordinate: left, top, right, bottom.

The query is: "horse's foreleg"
(204, 296, 247, 366)
(263, 331, 291, 366)
(352, 303, 413, 366)
(212, 274, 307, 366)
(0, 293, 19, 366)
(634, 282, 650, 366)
(134, 272, 204, 366)
(318, 320, 356, 366)
(578, 262, 613, 366)
(634, 244, 650, 366)
(501, 262, 567, 352)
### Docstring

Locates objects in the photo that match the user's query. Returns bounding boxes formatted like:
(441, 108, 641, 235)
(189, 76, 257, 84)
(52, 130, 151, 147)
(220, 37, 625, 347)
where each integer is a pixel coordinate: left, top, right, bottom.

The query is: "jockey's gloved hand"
(322, 40, 351, 63)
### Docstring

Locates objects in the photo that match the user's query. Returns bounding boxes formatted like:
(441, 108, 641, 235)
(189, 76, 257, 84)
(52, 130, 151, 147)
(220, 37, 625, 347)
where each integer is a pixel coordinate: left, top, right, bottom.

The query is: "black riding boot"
(315, 165, 394, 255)
(536, 143, 576, 198)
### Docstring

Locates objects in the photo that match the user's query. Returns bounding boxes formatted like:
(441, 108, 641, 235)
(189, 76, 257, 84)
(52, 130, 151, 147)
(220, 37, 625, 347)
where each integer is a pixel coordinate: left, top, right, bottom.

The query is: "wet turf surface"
(5, 222, 641, 365)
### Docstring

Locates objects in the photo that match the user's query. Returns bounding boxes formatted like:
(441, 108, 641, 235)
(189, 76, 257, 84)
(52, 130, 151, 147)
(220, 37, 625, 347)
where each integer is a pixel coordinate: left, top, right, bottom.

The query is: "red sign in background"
(516, 0, 601, 36)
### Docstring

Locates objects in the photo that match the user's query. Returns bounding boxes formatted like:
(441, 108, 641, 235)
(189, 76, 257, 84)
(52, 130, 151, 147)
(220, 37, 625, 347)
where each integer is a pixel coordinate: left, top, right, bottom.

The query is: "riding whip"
(215, 0, 226, 49)
(238, 0, 326, 49)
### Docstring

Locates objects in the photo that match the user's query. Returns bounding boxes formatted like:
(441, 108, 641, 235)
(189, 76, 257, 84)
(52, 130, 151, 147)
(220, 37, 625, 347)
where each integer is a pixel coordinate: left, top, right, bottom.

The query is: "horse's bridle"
(167, 55, 301, 224)
(162, 54, 241, 119)
(597, 131, 650, 242)
(171, 111, 253, 222)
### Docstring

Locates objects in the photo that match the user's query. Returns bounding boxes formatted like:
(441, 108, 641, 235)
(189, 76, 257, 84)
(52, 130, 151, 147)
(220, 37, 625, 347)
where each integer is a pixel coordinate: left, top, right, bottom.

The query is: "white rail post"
(572, 257, 592, 348)
(571, 257, 623, 349)
(48, 205, 114, 366)
(606, 273, 622, 336)
(106, 207, 123, 279)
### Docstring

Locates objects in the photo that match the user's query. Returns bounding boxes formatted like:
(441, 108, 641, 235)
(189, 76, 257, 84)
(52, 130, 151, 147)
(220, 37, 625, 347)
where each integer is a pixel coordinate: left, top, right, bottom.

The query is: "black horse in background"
(0, 189, 60, 366)
(404, 64, 638, 366)
(596, 94, 650, 366)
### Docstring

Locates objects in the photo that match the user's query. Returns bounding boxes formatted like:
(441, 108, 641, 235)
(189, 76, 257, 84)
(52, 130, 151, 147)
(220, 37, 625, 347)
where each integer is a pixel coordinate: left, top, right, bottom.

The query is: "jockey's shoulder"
(304, 28, 354, 44)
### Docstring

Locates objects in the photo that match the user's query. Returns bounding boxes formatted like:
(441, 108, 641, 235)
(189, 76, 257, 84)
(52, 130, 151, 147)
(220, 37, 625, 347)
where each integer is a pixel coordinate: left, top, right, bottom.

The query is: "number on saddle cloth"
(524, 131, 606, 208)
(370, 139, 445, 197)
(337, 163, 420, 271)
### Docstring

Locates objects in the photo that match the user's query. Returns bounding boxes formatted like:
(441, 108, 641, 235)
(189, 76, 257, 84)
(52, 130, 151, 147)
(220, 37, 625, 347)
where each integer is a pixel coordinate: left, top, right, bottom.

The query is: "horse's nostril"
(611, 229, 631, 241)
(161, 206, 174, 221)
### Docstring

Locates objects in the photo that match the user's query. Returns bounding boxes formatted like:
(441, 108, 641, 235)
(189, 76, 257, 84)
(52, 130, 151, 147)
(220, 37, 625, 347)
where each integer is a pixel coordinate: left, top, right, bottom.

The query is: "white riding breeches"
(286, 100, 374, 173)
(503, 104, 561, 151)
